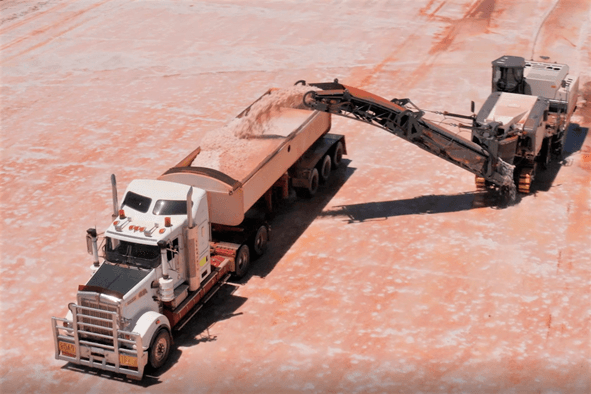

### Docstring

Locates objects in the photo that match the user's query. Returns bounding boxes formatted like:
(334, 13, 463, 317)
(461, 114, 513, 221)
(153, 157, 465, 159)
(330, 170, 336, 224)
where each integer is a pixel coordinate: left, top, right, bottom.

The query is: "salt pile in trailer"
(159, 85, 330, 226)
(191, 85, 320, 180)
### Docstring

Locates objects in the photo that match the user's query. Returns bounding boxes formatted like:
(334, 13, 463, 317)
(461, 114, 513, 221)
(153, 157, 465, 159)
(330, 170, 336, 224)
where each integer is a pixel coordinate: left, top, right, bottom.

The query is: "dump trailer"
(301, 55, 578, 195)
(51, 88, 346, 379)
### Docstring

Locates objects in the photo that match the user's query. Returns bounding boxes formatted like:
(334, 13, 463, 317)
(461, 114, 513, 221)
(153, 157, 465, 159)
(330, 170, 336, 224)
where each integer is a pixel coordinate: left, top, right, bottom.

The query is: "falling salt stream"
(498, 158, 517, 203)
(192, 85, 319, 178)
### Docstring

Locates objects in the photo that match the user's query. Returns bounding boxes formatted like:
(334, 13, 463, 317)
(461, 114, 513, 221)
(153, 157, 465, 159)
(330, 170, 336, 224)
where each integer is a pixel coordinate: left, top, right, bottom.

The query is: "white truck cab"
(54, 179, 214, 379)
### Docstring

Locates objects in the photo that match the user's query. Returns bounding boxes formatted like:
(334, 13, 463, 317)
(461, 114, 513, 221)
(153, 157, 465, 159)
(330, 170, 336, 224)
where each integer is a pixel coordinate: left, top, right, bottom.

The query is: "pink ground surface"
(1, 1, 590, 393)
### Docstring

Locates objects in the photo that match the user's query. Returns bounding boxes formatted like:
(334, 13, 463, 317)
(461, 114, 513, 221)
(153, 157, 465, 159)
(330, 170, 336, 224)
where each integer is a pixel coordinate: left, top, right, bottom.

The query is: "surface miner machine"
(302, 55, 579, 194)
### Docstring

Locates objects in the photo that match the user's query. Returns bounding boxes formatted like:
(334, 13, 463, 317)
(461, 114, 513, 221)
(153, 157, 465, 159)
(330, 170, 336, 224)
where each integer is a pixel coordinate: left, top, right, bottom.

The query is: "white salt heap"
(191, 85, 319, 180)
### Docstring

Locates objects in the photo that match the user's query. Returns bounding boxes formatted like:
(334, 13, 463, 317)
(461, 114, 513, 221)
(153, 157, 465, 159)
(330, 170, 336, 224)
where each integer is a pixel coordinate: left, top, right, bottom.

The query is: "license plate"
(58, 341, 76, 357)
(119, 354, 138, 368)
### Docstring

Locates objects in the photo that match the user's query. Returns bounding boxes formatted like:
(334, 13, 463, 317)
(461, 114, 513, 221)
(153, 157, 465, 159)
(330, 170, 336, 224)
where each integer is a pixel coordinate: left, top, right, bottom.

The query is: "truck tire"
(319, 155, 332, 183)
(252, 225, 268, 257)
(234, 244, 250, 278)
(332, 142, 344, 169)
(148, 328, 171, 370)
(305, 168, 319, 198)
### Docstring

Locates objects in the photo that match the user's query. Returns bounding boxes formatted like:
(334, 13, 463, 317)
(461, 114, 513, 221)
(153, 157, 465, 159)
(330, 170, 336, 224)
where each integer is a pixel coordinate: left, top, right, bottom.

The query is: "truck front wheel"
(234, 245, 251, 278)
(148, 328, 171, 370)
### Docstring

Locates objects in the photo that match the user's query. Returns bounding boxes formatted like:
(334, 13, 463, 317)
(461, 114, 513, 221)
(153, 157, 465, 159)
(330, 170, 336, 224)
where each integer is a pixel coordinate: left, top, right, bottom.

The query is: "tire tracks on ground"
(1, 0, 114, 64)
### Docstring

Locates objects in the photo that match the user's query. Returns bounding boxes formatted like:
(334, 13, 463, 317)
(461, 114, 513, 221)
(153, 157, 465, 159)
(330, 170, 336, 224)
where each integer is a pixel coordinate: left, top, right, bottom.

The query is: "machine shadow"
(322, 123, 589, 223)
(317, 191, 494, 223)
(532, 123, 588, 193)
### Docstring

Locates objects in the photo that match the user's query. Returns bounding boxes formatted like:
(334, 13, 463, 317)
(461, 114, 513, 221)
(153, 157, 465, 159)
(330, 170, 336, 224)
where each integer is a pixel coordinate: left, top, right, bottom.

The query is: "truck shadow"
(61, 161, 356, 386)
(112, 160, 356, 385)
(246, 160, 356, 279)
(61, 363, 162, 387)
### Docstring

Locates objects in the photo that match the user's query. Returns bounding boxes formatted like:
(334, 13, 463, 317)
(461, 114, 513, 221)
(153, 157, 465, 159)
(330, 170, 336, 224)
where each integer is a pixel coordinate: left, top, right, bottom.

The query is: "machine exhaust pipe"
(111, 174, 118, 220)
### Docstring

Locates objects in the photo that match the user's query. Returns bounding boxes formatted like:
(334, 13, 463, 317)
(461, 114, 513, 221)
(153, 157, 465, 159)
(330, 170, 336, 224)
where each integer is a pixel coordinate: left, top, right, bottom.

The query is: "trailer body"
(159, 107, 331, 226)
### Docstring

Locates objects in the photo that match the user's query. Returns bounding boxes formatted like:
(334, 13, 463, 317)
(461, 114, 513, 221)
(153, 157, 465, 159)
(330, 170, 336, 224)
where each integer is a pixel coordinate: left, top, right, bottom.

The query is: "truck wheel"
(148, 328, 171, 370)
(252, 225, 268, 257)
(319, 155, 332, 183)
(306, 168, 319, 197)
(234, 245, 250, 278)
(332, 142, 344, 169)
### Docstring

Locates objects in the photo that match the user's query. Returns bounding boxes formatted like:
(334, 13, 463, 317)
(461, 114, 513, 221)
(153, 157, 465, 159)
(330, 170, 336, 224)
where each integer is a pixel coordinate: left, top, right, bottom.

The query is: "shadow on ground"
(318, 191, 491, 223)
(320, 123, 588, 223)
(245, 160, 355, 279)
(533, 123, 589, 193)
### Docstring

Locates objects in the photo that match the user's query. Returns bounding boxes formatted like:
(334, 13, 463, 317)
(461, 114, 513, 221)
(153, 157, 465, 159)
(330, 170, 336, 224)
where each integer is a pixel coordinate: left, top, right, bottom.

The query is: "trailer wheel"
(148, 328, 171, 370)
(305, 168, 319, 197)
(252, 225, 268, 257)
(332, 142, 344, 169)
(234, 245, 250, 278)
(319, 155, 332, 183)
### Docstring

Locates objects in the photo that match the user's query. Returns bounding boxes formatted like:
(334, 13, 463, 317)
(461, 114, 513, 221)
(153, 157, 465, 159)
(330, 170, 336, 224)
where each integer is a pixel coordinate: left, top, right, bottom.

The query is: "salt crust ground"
(1, 1, 590, 393)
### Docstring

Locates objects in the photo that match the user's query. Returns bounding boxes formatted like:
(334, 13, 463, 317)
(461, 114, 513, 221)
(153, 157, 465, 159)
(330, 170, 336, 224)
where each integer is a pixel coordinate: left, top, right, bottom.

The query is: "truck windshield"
(105, 238, 160, 269)
(122, 191, 152, 214)
(153, 200, 187, 215)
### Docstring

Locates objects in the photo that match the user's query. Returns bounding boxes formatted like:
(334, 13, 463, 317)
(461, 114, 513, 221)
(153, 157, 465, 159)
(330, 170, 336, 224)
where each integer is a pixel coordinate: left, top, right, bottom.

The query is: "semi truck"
(51, 87, 346, 379)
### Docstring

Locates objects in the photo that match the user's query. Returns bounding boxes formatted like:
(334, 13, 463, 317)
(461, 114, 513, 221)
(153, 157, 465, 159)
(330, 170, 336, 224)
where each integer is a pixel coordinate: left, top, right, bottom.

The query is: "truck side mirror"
(471, 101, 475, 114)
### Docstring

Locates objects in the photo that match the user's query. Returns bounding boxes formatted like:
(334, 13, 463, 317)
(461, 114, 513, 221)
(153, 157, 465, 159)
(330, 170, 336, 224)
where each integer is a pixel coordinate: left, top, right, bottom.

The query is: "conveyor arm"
(302, 81, 511, 188)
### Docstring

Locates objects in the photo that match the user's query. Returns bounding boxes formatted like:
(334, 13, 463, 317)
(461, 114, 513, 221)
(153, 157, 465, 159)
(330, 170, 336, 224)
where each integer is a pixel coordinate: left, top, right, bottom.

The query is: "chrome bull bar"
(51, 304, 146, 379)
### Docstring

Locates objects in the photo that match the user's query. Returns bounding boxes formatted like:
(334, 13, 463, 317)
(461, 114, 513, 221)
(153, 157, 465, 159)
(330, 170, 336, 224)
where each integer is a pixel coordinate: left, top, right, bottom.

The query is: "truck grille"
(79, 299, 118, 339)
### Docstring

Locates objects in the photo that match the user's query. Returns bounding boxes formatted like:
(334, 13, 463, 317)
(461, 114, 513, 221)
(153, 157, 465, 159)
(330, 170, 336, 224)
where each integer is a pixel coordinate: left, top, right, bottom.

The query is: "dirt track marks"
(0, 0, 113, 63)
(530, 0, 591, 66)
(0, 0, 66, 31)
(389, 0, 501, 93)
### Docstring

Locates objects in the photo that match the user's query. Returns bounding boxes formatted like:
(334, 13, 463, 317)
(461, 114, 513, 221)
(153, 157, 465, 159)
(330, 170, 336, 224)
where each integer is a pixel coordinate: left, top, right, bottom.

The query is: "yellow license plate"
(119, 354, 138, 368)
(58, 341, 76, 356)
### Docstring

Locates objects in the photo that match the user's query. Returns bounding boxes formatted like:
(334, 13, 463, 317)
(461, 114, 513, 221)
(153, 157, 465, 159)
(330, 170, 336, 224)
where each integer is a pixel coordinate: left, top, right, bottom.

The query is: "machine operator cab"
(492, 55, 526, 94)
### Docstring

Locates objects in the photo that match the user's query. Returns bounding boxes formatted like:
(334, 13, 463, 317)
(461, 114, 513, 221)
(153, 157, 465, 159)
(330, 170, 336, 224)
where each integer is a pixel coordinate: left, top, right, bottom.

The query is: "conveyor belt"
(302, 81, 511, 188)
